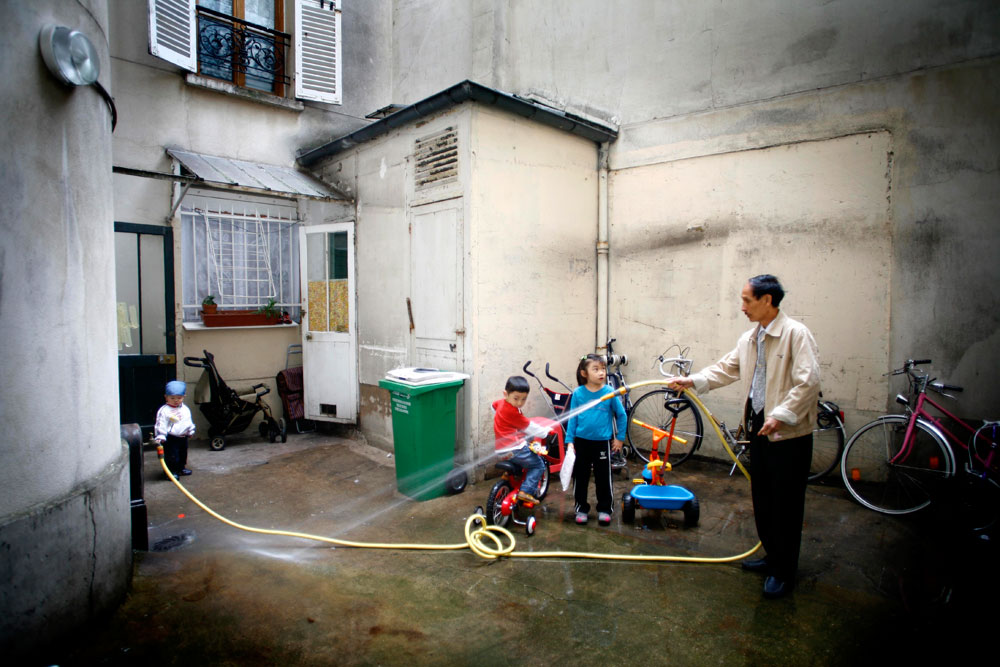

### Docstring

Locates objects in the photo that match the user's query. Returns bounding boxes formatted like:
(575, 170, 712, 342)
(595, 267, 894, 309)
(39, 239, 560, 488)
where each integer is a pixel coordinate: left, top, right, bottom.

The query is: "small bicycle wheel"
(536, 466, 550, 501)
(525, 515, 537, 536)
(841, 415, 955, 514)
(627, 390, 703, 466)
(486, 479, 513, 527)
(809, 404, 845, 482)
(278, 417, 287, 443)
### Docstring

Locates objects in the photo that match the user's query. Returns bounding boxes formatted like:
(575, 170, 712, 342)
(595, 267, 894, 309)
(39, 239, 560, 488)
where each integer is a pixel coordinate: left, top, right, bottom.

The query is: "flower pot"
(201, 309, 281, 327)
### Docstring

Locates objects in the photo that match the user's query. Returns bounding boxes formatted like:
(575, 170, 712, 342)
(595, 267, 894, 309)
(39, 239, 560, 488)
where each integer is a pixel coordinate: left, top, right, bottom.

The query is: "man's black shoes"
(763, 576, 793, 599)
(741, 558, 769, 573)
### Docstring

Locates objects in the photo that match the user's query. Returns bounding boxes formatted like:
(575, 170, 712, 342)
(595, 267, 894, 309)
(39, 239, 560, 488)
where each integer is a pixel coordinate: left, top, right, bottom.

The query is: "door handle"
(306, 333, 313, 340)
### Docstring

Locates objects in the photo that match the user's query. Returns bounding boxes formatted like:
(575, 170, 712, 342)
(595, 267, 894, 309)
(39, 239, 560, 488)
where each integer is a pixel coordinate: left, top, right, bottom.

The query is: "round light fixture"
(39, 25, 100, 86)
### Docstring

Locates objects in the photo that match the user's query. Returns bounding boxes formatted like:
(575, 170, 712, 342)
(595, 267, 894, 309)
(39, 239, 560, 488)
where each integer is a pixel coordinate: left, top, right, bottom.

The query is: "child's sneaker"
(516, 490, 540, 504)
(598, 512, 611, 526)
(575, 512, 588, 525)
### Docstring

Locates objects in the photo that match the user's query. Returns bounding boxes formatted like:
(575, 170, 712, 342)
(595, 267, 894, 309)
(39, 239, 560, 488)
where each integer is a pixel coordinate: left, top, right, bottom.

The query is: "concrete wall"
(380, 0, 1000, 425)
(467, 105, 599, 464)
(0, 0, 132, 657)
(611, 132, 892, 454)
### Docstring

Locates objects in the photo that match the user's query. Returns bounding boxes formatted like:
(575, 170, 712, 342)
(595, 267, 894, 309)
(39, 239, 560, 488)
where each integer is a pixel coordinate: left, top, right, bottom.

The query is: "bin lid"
(384, 367, 470, 385)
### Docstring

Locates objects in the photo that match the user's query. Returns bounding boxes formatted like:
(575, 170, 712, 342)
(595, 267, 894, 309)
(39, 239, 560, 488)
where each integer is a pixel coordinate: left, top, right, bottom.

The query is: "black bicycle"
(625, 347, 705, 466)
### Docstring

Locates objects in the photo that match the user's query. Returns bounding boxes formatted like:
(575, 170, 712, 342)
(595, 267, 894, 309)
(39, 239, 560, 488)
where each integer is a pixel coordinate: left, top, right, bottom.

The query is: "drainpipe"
(596, 142, 610, 352)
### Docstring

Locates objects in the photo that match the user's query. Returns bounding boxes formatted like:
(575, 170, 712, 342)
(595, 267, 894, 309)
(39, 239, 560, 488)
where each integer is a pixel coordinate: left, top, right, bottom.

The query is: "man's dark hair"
(748, 274, 785, 308)
(505, 375, 530, 394)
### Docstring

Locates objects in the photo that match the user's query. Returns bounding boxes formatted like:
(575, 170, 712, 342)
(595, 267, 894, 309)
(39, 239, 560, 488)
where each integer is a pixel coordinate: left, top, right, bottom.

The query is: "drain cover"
(151, 533, 193, 552)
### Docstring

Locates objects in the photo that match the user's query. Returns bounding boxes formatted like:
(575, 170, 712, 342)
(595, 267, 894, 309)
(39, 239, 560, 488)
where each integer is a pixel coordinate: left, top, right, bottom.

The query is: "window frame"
(179, 189, 301, 324)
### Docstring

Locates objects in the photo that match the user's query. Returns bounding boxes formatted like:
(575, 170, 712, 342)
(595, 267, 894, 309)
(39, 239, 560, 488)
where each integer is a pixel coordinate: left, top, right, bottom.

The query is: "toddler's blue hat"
(165, 380, 187, 396)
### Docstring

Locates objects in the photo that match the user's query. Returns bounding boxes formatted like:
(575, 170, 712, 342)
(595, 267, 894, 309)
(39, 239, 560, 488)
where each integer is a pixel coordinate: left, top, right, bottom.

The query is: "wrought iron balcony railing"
(197, 5, 290, 95)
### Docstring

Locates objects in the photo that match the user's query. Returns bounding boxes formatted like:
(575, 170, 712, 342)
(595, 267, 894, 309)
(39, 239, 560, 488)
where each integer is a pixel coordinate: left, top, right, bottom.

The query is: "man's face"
(740, 282, 772, 323)
(504, 390, 529, 408)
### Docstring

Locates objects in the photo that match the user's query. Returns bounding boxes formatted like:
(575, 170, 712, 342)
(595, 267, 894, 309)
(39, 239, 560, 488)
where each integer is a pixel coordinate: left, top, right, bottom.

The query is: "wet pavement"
(47, 428, 993, 665)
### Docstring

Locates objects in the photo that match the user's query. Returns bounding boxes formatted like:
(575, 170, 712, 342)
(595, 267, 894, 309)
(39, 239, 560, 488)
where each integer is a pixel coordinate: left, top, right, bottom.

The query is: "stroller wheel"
(210, 436, 226, 451)
(279, 418, 287, 443)
(259, 422, 269, 438)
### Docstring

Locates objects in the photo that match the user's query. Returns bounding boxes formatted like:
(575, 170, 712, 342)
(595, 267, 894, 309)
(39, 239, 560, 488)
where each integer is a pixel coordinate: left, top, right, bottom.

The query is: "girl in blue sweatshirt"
(565, 354, 627, 526)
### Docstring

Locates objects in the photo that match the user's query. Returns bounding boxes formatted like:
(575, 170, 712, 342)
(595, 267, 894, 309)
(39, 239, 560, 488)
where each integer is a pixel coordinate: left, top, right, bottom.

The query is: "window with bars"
(180, 192, 300, 322)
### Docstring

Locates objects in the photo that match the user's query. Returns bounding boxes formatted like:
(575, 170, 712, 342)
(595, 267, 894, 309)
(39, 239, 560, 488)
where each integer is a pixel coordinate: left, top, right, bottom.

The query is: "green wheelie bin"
(378, 369, 469, 501)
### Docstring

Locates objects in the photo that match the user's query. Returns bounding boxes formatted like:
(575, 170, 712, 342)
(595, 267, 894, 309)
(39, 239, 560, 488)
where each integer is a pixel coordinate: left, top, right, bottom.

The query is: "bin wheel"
(472, 506, 485, 528)
(445, 468, 468, 495)
(210, 436, 225, 451)
(278, 418, 287, 443)
(622, 492, 636, 524)
(258, 422, 269, 438)
(525, 515, 537, 536)
(683, 497, 700, 528)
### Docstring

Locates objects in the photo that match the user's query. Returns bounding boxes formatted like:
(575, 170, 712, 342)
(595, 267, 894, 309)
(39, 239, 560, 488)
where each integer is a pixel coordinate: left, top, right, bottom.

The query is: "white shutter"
(148, 0, 197, 71)
(294, 0, 342, 104)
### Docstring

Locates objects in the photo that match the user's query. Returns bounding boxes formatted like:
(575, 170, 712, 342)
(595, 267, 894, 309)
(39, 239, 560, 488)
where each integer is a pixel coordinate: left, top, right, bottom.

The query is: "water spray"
(156, 383, 761, 563)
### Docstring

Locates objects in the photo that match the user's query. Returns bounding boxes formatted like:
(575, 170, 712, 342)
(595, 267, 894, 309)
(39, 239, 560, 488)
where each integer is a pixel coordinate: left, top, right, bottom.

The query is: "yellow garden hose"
(158, 382, 761, 563)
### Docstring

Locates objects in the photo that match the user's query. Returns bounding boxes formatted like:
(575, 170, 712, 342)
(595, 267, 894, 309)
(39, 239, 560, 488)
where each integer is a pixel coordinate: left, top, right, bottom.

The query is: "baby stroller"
(184, 350, 287, 451)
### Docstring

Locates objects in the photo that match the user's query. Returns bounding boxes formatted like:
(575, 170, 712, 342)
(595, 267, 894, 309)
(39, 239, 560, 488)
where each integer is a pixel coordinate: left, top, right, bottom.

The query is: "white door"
(300, 222, 357, 423)
(410, 201, 464, 370)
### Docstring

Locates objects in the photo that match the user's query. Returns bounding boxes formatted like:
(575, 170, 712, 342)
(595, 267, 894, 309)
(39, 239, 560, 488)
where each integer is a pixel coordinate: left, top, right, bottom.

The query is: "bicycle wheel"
(841, 415, 955, 514)
(627, 390, 703, 466)
(809, 405, 845, 482)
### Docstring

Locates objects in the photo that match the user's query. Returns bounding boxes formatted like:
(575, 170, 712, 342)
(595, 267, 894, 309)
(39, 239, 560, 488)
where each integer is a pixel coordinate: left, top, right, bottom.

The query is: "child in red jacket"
(493, 375, 550, 503)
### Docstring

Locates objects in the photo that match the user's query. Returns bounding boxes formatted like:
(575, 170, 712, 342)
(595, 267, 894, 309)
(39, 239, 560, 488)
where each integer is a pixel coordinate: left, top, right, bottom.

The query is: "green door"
(115, 223, 175, 438)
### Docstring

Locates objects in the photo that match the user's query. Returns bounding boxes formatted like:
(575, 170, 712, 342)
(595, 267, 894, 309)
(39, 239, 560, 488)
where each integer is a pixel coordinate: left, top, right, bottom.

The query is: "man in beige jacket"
(670, 275, 820, 599)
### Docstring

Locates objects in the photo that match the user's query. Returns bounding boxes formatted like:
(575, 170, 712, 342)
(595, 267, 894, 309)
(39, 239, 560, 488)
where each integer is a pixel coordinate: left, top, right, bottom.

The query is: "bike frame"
(902, 389, 997, 474)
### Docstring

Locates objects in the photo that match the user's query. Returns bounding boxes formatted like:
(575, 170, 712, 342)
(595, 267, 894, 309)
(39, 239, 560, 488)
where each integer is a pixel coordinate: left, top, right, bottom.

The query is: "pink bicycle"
(841, 359, 999, 523)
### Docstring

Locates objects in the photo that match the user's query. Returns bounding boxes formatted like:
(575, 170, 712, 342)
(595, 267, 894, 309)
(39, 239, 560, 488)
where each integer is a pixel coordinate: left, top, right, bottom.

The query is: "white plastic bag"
(560, 445, 576, 492)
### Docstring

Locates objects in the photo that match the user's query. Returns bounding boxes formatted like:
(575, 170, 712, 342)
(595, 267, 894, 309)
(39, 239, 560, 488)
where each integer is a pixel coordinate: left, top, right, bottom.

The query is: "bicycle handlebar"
(658, 356, 693, 377)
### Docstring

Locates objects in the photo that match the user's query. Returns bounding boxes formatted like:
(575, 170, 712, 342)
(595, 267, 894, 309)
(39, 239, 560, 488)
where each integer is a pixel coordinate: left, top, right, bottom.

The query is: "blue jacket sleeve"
(610, 392, 627, 438)
(564, 390, 577, 443)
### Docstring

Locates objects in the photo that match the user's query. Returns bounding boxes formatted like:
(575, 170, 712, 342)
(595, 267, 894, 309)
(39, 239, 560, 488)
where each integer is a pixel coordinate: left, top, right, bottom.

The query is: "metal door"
(300, 222, 357, 423)
(115, 223, 175, 436)
(409, 201, 464, 370)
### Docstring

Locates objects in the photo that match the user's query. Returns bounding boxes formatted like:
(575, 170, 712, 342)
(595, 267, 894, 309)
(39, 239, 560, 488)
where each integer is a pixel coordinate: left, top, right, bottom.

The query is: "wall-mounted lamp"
(39, 25, 117, 131)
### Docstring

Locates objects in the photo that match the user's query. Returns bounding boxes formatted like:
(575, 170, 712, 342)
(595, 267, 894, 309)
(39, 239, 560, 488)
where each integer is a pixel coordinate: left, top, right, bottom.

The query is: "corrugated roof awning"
(166, 148, 347, 200)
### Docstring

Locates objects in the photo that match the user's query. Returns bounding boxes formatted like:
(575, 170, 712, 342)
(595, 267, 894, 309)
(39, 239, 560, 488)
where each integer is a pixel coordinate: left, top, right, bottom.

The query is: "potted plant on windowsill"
(201, 295, 218, 315)
(201, 298, 282, 327)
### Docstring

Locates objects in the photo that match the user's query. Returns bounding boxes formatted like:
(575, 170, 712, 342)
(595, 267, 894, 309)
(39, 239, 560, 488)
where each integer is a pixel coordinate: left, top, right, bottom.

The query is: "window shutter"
(295, 0, 342, 104)
(147, 0, 197, 71)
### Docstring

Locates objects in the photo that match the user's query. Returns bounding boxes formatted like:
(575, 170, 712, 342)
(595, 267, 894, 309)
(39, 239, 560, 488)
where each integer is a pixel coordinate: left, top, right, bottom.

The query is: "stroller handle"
(522, 361, 537, 379)
(184, 356, 208, 368)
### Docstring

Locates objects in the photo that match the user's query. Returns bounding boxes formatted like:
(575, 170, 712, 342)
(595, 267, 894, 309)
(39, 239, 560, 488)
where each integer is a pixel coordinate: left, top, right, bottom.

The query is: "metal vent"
(414, 127, 458, 191)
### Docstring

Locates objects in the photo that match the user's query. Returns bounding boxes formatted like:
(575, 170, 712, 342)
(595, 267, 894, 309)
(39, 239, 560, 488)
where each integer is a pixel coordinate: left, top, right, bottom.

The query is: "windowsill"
(182, 321, 299, 331)
(185, 73, 304, 112)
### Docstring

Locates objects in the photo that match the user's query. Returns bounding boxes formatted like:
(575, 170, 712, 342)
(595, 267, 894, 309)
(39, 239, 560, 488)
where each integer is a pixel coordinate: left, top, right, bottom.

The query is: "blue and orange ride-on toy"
(482, 431, 564, 536)
(622, 418, 699, 527)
